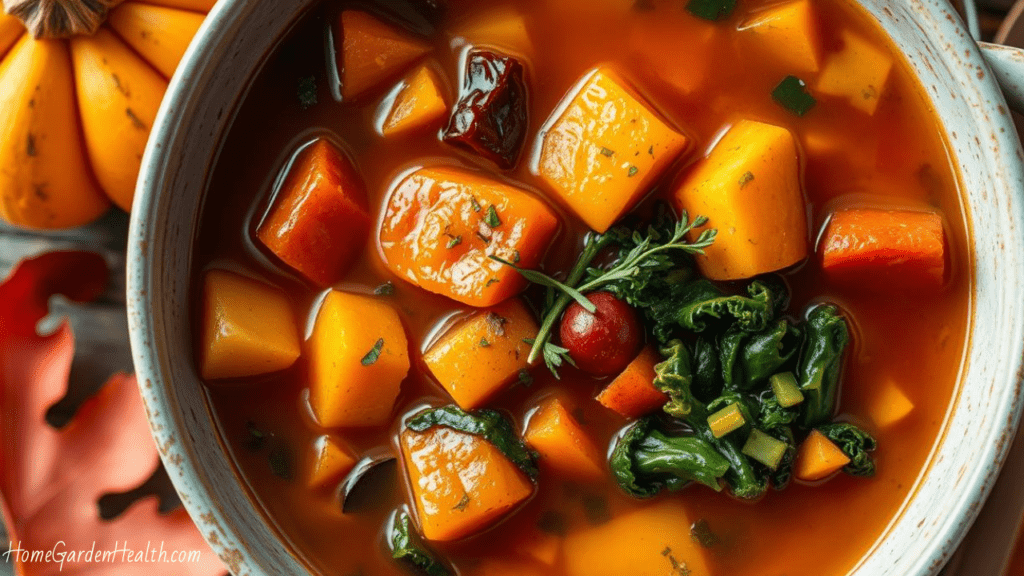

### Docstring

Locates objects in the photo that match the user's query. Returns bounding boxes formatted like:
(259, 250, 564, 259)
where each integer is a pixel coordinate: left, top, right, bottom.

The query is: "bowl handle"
(980, 42, 1024, 113)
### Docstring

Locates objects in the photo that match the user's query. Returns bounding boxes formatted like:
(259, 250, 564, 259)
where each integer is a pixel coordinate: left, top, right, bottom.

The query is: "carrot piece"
(596, 347, 668, 418)
(0, 36, 110, 229)
(819, 207, 946, 290)
(564, 500, 713, 576)
(0, 13, 22, 61)
(536, 67, 689, 233)
(794, 429, 851, 482)
(339, 10, 432, 101)
(108, 2, 205, 79)
(423, 299, 538, 409)
(740, 0, 822, 74)
(381, 64, 447, 137)
(401, 427, 534, 541)
(200, 270, 301, 381)
(815, 29, 893, 115)
(525, 397, 605, 481)
(379, 166, 560, 307)
(308, 290, 410, 428)
(307, 434, 357, 489)
(70, 28, 168, 212)
(673, 119, 808, 280)
(257, 139, 371, 287)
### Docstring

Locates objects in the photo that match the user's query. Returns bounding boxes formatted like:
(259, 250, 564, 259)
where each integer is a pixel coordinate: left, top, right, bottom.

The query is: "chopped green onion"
(771, 372, 804, 408)
(707, 402, 746, 438)
(361, 338, 384, 366)
(686, 0, 738, 21)
(742, 429, 788, 470)
(772, 76, 817, 117)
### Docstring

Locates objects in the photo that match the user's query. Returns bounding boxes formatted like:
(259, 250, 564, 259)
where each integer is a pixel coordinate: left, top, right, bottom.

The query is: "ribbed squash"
(0, 0, 212, 229)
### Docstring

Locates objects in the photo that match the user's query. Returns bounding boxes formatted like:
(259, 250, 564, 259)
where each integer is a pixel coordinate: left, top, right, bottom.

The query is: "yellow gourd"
(0, 0, 212, 229)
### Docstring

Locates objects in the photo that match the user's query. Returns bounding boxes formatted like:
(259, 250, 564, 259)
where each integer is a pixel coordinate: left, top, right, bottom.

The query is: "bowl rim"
(127, 1, 1024, 575)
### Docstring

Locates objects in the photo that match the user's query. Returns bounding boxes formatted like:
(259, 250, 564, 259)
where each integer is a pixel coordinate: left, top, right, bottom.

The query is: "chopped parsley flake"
(739, 171, 755, 188)
(486, 205, 502, 227)
(480, 338, 491, 348)
(453, 493, 471, 511)
(518, 370, 534, 387)
(486, 278, 501, 287)
(599, 147, 615, 157)
(446, 235, 463, 249)
(471, 196, 482, 212)
(772, 75, 817, 117)
(361, 338, 385, 366)
(628, 166, 640, 178)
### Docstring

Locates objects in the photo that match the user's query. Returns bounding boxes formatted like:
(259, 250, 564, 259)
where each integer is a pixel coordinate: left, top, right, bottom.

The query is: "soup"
(191, 0, 971, 575)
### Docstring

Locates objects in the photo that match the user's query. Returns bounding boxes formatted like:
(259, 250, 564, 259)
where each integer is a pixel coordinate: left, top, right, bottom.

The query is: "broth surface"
(194, 1, 971, 574)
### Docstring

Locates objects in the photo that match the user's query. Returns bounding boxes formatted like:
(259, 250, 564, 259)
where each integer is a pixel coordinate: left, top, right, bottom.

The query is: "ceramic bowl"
(127, 1, 1024, 574)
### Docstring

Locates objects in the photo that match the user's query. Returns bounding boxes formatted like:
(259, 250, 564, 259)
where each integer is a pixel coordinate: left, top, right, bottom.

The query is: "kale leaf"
(797, 305, 850, 427)
(389, 509, 452, 576)
(818, 423, 878, 477)
(407, 406, 538, 478)
(719, 319, 803, 390)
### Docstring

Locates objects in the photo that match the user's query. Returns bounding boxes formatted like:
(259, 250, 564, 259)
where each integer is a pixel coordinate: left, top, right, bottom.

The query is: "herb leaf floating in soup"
(194, 0, 969, 573)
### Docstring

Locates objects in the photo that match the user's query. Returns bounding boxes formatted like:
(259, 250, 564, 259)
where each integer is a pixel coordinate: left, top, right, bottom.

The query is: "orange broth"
(193, 0, 971, 574)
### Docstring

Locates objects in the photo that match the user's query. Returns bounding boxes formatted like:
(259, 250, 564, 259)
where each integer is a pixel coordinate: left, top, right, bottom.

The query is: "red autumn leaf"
(0, 252, 225, 576)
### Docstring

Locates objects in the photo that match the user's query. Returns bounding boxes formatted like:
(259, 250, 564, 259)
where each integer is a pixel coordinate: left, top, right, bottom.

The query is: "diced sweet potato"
(740, 0, 821, 74)
(794, 429, 850, 482)
(869, 379, 915, 429)
(596, 347, 668, 418)
(537, 68, 689, 233)
(339, 10, 432, 101)
(452, 6, 534, 55)
(819, 207, 946, 290)
(423, 299, 538, 409)
(381, 64, 447, 136)
(564, 500, 712, 576)
(308, 290, 410, 428)
(673, 119, 808, 281)
(401, 426, 534, 541)
(815, 29, 893, 115)
(379, 166, 560, 307)
(257, 139, 370, 287)
(525, 398, 605, 481)
(199, 270, 300, 381)
(308, 434, 358, 488)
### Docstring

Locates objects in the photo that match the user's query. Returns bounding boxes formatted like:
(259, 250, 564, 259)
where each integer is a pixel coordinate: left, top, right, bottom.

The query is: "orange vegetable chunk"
(379, 166, 559, 307)
(819, 207, 946, 290)
(673, 119, 808, 280)
(816, 29, 893, 115)
(525, 397, 605, 481)
(597, 347, 668, 418)
(869, 379, 915, 429)
(108, 2, 206, 79)
(308, 290, 410, 428)
(381, 65, 447, 136)
(401, 426, 534, 541)
(740, 0, 821, 74)
(307, 434, 358, 488)
(537, 67, 689, 233)
(257, 139, 371, 287)
(0, 13, 22, 60)
(200, 270, 300, 380)
(339, 10, 432, 101)
(423, 299, 538, 409)
(794, 429, 851, 482)
(564, 500, 712, 576)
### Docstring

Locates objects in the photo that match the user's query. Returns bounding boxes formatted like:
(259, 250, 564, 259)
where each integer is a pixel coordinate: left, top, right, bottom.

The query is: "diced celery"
(771, 372, 804, 408)
(707, 403, 746, 438)
(742, 429, 788, 470)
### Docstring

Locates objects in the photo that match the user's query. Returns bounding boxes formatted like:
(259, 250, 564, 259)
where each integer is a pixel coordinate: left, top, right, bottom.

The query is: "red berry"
(559, 292, 643, 376)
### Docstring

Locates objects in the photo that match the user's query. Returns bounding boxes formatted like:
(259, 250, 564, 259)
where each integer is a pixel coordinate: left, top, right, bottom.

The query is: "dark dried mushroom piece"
(340, 455, 398, 513)
(443, 50, 528, 169)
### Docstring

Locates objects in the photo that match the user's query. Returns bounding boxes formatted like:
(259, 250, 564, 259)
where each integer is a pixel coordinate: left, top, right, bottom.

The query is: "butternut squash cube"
(401, 426, 534, 541)
(740, 0, 822, 74)
(564, 500, 712, 576)
(423, 299, 538, 409)
(339, 10, 432, 101)
(379, 166, 560, 307)
(597, 347, 668, 419)
(107, 2, 205, 79)
(815, 29, 893, 115)
(308, 290, 410, 428)
(308, 434, 358, 488)
(794, 429, 850, 482)
(199, 270, 301, 381)
(673, 119, 808, 280)
(452, 6, 534, 56)
(537, 68, 689, 233)
(257, 139, 371, 287)
(381, 65, 447, 137)
(869, 379, 915, 429)
(525, 397, 605, 481)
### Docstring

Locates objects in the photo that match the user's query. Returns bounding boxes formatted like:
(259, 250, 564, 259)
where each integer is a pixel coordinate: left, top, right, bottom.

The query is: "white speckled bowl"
(127, 1, 1024, 574)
